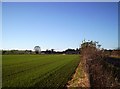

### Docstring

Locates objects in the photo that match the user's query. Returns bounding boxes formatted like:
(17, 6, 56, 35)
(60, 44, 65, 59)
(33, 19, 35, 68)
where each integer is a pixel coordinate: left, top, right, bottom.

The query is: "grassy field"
(2, 54, 80, 88)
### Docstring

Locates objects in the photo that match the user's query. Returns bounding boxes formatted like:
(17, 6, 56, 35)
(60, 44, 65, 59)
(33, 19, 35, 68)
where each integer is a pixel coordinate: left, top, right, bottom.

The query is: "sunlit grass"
(2, 54, 80, 87)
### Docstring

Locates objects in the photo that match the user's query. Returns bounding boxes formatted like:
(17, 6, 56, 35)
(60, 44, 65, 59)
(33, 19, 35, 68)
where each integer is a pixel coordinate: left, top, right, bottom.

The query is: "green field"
(2, 55, 80, 88)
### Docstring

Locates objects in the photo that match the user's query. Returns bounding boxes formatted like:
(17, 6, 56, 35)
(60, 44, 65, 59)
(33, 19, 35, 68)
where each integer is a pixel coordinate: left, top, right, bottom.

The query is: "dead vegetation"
(67, 40, 120, 88)
(67, 56, 90, 88)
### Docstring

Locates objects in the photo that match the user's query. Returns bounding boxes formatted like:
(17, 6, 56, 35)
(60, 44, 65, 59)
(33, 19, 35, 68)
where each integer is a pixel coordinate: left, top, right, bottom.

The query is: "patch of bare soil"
(66, 57, 90, 88)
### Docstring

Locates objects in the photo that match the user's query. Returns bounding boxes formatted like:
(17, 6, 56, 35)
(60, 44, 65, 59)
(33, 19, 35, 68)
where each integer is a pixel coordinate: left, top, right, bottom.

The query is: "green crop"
(2, 54, 80, 88)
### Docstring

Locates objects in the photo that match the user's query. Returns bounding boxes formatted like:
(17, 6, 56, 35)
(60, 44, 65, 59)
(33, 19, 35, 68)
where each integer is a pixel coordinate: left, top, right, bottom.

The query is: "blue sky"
(2, 2, 118, 51)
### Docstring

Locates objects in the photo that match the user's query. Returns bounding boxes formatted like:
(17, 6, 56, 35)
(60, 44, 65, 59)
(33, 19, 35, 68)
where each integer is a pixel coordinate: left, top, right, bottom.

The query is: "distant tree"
(45, 49, 51, 54)
(76, 48, 80, 54)
(65, 49, 76, 54)
(51, 49, 54, 54)
(34, 46, 41, 54)
(2, 50, 7, 54)
(29, 50, 32, 54)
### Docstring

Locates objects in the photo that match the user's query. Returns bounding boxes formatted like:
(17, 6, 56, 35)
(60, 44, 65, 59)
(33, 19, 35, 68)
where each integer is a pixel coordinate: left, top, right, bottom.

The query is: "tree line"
(2, 42, 120, 56)
(2, 48, 119, 56)
(2, 48, 80, 55)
